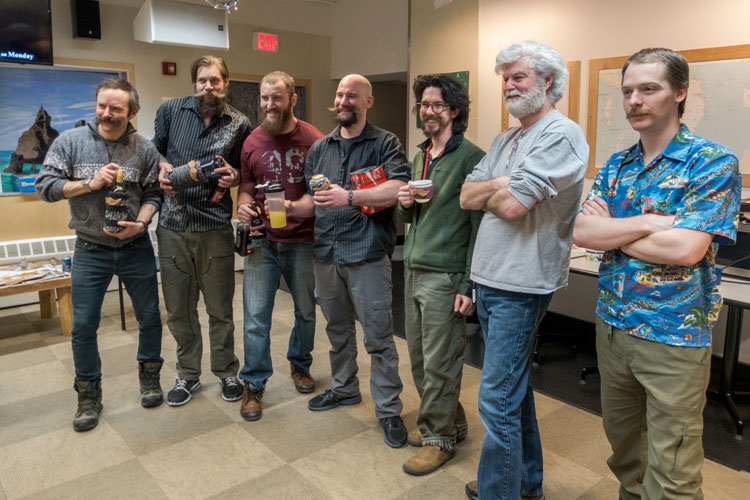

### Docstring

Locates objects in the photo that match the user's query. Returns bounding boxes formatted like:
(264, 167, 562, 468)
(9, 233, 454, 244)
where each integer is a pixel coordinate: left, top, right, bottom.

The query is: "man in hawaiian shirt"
(573, 47, 741, 500)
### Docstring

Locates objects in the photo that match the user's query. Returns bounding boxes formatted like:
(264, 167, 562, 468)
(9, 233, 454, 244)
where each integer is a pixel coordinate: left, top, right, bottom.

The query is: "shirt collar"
(622, 124, 693, 165)
(331, 121, 377, 142)
(417, 133, 464, 155)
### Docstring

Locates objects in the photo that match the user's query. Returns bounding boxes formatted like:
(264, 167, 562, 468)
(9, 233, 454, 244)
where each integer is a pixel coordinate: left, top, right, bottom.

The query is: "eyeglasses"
(418, 102, 449, 113)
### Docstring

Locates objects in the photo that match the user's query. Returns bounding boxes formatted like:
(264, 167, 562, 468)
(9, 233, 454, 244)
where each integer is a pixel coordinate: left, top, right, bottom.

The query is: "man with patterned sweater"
(36, 77, 163, 432)
(397, 74, 484, 475)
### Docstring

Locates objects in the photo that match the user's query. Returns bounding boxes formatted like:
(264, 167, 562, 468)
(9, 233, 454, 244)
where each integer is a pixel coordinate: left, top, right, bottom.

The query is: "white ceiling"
(99, 0, 337, 37)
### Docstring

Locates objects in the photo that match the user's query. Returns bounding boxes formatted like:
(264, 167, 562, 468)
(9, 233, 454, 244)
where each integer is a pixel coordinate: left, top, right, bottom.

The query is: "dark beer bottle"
(104, 169, 129, 233)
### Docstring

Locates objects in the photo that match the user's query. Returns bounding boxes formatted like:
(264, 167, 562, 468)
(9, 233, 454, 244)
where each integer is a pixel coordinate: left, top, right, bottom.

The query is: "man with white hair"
(460, 41, 588, 500)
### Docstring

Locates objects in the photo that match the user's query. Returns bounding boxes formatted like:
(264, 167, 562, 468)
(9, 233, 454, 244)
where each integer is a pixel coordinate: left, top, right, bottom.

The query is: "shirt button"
(624, 300, 629, 305)
(637, 173, 644, 179)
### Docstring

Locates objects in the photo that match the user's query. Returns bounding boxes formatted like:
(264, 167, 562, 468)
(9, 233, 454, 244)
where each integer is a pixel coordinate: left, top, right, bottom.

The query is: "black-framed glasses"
(418, 101, 449, 113)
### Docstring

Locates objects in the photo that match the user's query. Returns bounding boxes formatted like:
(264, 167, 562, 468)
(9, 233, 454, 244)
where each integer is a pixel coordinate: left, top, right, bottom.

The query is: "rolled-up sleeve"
(508, 132, 588, 209)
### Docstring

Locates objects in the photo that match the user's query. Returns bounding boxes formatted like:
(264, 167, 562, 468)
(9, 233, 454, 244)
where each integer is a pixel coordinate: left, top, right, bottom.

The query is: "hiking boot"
(308, 389, 362, 411)
(402, 445, 455, 475)
(167, 378, 200, 407)
(290, 364, 315, 393)
(220, 376, 243, 402)
(408, 426, 467, 447)
(240, 381, 263, 421)
(138, 360, 164, 408)
(73, 379, 103, 432)
(380, 415, 407, 448)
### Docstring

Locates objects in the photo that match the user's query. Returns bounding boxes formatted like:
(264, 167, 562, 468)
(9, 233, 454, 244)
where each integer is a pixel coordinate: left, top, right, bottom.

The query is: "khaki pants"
(596, 317, 711, 500)
(157, 225, 239, 380)
(405, 267, 467, 450)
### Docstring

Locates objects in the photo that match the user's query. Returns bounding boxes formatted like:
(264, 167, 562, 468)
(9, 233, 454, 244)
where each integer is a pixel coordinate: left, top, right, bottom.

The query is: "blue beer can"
(61, 257, 72, 273)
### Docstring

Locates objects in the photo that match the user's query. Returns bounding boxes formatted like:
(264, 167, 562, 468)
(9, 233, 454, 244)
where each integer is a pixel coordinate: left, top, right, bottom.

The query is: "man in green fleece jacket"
(397, 74, 484, 476)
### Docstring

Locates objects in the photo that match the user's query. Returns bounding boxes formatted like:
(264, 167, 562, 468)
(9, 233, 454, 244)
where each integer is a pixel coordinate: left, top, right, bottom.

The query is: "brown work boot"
(240, 381, 263, 421)
(402, 445, 455, 476)
(290, 364, 315, 393)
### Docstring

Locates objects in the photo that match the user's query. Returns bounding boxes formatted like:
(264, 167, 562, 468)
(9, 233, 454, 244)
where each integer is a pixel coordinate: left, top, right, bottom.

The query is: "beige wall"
(476, 0, 750, 148)
(407, 0, 479, 158)
(3, 0, 335, 241)
(330, 0, 408, 79)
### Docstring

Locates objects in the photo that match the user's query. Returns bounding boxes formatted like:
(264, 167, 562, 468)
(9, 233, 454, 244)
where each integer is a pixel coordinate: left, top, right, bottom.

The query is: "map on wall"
(590, 49, 750, 186)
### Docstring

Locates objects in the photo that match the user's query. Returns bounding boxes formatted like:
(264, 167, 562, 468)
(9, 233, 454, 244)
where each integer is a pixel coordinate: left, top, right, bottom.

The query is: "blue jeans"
(240, 240, 316, 392)
(476, 284, 552, 500)
(71, 234, 162, 381)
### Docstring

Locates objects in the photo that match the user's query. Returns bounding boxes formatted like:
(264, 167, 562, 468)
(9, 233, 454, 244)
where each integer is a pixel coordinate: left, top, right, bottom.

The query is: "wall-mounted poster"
(0, 60, 132, 194)
(586, 45, 750, 186)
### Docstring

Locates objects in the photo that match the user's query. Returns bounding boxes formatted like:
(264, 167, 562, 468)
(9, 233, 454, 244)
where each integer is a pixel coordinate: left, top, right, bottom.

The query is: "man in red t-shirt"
(237, 71, 324, 421)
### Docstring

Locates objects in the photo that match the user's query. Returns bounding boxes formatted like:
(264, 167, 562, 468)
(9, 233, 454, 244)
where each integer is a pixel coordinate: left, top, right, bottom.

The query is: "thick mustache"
(194, 90, 227, 99)
(328, 106, 355, 113)
(98, 116, 122, 125)
(505, 90, 523, 98)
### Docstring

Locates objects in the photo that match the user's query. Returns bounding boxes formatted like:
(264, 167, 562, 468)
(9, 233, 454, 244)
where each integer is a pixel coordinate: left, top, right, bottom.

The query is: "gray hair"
(495, 41, 568, 105)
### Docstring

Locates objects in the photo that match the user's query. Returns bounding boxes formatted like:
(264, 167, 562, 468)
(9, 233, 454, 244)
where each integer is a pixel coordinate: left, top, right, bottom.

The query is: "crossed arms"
(572, 196, 712, 266)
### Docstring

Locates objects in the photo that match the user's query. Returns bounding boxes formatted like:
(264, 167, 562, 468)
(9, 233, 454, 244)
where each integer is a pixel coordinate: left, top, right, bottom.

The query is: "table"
(569, 254, 750, 439)
(0, 275, 73, 336)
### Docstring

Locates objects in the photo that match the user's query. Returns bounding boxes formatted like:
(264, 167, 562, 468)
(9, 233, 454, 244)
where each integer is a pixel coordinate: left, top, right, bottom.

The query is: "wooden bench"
(0, 275, 73, 336)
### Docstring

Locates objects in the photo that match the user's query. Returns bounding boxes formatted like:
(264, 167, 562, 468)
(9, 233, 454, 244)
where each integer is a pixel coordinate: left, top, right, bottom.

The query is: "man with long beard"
(298, 74, 411, 448)
(235, 71, 323, 421)
(153, 55, 251, 407)
(460, 41, 588, 500)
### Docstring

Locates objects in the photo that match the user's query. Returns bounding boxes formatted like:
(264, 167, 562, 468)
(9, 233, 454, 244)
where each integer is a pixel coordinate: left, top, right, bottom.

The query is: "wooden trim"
(501, 60, 582, 131)
(585, 45, 750, 186)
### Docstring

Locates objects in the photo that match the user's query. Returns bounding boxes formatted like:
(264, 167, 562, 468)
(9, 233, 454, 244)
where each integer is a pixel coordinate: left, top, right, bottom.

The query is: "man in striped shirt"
(300, 74, 411, 449)
(153, 55, 251, 407)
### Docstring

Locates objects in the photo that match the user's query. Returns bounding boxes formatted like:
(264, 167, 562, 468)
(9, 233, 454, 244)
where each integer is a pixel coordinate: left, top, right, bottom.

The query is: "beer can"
(61, 257, 72, 273)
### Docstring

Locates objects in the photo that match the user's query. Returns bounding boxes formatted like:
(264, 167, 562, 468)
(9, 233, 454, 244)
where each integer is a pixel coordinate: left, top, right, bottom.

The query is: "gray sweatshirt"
(36, 120, 162, 248)
(465, 110, 588, 294)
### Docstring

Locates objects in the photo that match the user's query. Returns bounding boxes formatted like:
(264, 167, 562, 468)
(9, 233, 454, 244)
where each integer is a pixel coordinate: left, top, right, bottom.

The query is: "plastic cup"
(265, 183, 287, 229)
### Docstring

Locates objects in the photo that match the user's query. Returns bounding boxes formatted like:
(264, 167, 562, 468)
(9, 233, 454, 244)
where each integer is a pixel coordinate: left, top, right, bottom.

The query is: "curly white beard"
(504, 80, 546, 119)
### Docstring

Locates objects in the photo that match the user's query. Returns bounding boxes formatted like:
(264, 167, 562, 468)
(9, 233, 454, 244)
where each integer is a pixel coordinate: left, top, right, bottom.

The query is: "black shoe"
(465, 480, 478, 500)
(308, 389, 362, 411)
(380, 415, 407, 448)
(220, 376, 243, 402)
(73, 379, 103, 432)
(138, 360, 164, 408)
(167, 378, 200, 407)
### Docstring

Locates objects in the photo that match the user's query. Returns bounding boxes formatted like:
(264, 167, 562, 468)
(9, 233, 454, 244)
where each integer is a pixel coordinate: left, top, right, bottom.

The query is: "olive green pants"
(596, 318, 711, 500)
(405, 267, 467, 450)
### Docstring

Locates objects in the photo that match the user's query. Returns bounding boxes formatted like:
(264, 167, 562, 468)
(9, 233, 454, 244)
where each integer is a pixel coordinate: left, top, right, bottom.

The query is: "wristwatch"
(81, 178, 93, 193)
(348, 189, 354, 206)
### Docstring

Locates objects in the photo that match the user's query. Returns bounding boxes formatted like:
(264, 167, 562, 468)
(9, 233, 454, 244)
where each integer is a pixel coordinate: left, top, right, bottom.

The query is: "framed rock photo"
(0, 59, 132, 194)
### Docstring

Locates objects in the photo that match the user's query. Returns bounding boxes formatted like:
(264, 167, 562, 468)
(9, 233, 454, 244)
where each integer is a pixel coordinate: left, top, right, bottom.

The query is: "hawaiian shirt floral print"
(586, 125, 741, 347)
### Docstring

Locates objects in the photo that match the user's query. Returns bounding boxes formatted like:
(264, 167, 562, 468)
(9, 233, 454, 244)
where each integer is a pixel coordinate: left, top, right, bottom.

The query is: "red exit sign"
(253, 32, 278, 52)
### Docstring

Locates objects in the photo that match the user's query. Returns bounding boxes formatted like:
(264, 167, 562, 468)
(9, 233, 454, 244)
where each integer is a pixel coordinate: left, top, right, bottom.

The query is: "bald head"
(333, 73, 374, 133)
(339, 74, 372, 98)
